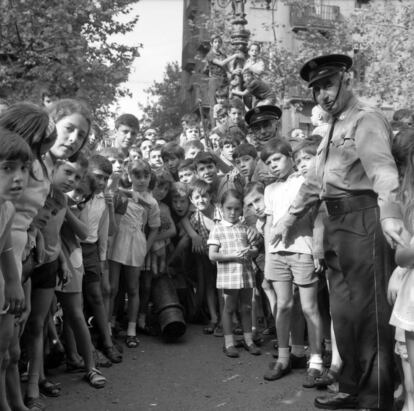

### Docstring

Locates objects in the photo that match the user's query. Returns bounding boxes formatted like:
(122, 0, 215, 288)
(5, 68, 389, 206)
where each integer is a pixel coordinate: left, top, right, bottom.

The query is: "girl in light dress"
(389, 129, 414, 411)
(108, 159, 160, 348)
(0, 130, 31, 411)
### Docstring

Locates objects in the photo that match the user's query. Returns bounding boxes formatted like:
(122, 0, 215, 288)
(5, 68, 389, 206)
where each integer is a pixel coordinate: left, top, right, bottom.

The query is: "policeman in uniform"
(245, 105, 282, 185)
(272, 54, 405, 410)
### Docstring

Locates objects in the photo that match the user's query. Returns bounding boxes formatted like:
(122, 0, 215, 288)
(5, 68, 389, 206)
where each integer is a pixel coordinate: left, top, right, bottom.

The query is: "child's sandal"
(84, 368, 106, 389)
(39, 379, 61, 397)
(125, 335, 140, 348)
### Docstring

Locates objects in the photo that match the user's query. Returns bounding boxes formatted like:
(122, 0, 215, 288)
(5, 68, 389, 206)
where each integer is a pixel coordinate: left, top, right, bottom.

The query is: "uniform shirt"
(289, 95, 401, 221)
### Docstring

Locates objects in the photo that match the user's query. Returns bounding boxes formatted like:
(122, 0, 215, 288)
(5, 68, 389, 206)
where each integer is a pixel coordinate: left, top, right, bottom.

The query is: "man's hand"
(270, 214, 295, 246)
(381, 218, 407, 249)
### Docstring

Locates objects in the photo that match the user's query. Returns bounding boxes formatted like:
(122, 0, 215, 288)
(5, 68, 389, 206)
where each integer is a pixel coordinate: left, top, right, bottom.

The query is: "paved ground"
(41, 325, 326, 411)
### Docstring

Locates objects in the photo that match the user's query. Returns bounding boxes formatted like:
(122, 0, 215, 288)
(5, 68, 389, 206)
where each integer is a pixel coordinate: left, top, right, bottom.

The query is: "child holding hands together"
(208, 189, 260, 358)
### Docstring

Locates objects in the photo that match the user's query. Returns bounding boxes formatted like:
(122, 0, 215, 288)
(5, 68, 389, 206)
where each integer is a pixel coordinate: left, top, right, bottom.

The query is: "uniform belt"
(324, 193, 378, 216)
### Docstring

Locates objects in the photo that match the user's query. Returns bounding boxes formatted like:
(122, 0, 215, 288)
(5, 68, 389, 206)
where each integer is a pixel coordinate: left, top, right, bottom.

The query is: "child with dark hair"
(58, 172, 107, 388)
(219, 134, 241, 168)
(187, 179, 221, 334)
(113, 114, 140, 157)
(25, 155, 89, 402)
(232, 143, 258, 184)
(161, 142, 185, 180)
(177, 159, 197, 185)
(0, 129, 31, 411)
(184, 139, 204, 160)
(213, 87, 229, 126)
(208, 189, 259, 357)
(180, 120, 201, 146)
(261, 138, 323, 386)
(232, 68, 276, 107)
(148, 144, 164, 172)
(79, 154, 122, 364)
(108, 159, 160, 348)
(193, 152, 244, 206)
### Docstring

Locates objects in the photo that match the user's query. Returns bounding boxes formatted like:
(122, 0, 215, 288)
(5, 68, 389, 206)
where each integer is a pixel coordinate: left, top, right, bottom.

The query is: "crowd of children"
(0, 47, 414, 411)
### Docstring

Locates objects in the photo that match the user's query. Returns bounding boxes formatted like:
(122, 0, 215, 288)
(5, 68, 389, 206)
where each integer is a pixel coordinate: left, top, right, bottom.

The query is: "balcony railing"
(290, 4, 340, 31)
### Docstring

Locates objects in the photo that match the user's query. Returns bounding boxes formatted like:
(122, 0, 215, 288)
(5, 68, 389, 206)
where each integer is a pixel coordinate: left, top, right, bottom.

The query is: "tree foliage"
(139, 61, 185, 136)
(0, 0, 141, 123)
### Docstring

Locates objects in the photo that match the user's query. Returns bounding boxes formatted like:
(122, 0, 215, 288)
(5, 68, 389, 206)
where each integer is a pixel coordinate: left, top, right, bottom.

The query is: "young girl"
(208, 189, 259, 358)
(388, 131, 414, 411)
(108, 159, 160, 348)
(57, 172, 107, 389)
(0, 130, 31, 411)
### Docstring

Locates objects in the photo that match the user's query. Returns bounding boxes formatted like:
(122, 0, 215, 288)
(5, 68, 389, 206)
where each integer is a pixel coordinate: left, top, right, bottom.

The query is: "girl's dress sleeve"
(207, 224, 221, 247)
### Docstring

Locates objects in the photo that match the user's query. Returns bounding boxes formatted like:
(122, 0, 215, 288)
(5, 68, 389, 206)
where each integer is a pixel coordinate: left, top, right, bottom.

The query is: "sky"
(114, 0, 184, 117)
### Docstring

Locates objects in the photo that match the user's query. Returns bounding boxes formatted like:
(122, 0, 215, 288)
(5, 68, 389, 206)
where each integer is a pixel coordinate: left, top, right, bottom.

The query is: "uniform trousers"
(324, 204, 394, 410)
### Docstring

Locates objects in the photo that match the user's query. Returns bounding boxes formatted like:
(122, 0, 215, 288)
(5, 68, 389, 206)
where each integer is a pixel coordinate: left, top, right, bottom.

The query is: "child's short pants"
(31, 259, 59, 289)
(265, 252, 317, 286)
(81, 242, 101, 284)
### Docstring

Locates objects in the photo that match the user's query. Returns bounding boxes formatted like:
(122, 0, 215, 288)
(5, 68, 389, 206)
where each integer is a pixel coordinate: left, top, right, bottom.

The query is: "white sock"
(244, 332, 253, 346)
(224, 334, 235, 349)
(291, 344, 305, 357)
(309, 353, 323, 371)
(127, 322, 136, 337)
(108, 323, 112, 336)
(278, 347, 290, 368)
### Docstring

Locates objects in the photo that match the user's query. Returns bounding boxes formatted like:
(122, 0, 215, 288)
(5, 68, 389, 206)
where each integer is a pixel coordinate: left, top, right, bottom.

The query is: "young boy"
(232, 68, 276, 107)
(193, 152, 244, 205)
(187, 180, 220, 333)
(177, 159, 197, 185)
(213, 87, 229, 126)
(180, 121, 201, 146)
(228, 98, 245, 127)
(161, 142, 185, 181)
(261, 138, 323, 387)
(80, 155, 122, 364)
(113, 114, 140, 158)
(232, 143, 258, 184)
(148, 144, 164, 172)
(184, 139, 204, 160)
(219, 135, 241, 169)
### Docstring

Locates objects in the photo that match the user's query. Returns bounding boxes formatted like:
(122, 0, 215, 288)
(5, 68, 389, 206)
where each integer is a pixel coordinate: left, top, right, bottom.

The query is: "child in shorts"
(261, 138, 323, 386)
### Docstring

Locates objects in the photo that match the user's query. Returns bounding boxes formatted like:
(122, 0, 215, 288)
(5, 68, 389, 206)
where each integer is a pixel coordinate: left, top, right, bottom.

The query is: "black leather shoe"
(314, 392, 357, 409)
(263, 361, 291, 381)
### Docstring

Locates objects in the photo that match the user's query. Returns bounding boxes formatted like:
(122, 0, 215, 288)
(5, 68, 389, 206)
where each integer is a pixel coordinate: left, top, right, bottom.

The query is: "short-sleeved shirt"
(206, 49, 228, 79)
(208, 220, 255, 289)
(265, 172, 313, 255)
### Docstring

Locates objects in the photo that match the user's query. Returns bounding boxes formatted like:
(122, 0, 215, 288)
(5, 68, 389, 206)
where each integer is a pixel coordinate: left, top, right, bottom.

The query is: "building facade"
(181, 0, 398, 136)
